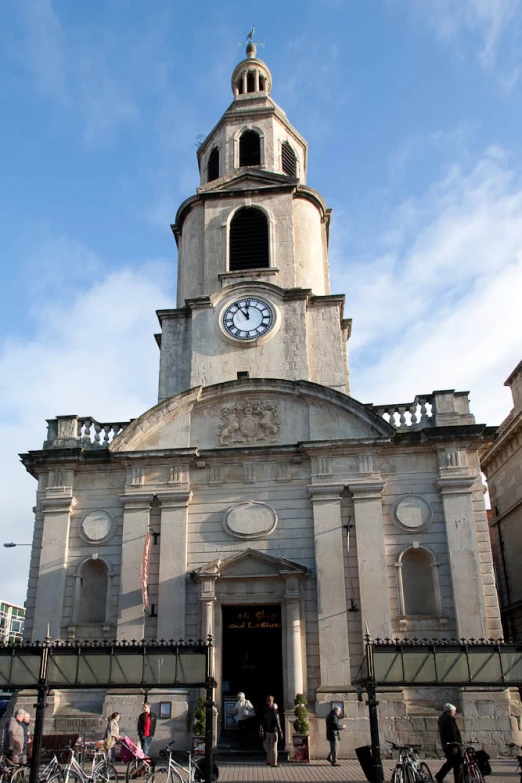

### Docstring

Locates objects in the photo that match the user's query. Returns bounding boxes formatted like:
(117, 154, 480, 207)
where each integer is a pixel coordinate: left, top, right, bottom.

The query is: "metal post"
(30, 643, 49, 783)
(365, 630, 384, 783)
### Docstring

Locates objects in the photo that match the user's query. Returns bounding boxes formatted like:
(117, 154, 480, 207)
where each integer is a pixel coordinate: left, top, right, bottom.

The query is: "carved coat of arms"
(219, 401, 280, 445)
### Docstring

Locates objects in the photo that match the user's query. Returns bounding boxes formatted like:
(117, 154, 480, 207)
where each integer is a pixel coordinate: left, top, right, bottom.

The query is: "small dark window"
(259, 76, 266, 91)
(207, 147, 219, 182)
(247, 72, 256, 92)
(239, 130, 261, 167)
(282, 141, 297, 177)
(229, 207, 269, 270)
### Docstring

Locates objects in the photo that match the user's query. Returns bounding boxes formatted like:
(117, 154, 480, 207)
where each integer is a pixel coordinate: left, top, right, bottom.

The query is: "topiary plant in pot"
(292, 693, 311, 762)
(192, 696, 206, 756)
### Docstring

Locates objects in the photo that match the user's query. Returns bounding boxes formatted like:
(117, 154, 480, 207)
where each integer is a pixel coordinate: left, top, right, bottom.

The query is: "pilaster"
(308, 483, 350, 690)
(32, 490, 77, 640)
(117, 493, 154, 640)
(156, 489, 192, 640)
(349, 479, 392, 639)
(437, 471, 488, 638)
(284, 574, 304, 704)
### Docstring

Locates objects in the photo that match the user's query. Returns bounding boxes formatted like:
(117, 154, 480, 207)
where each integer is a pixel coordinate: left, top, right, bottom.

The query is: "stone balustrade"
(370, 390, 475, 430)
(45, 415, 129, 449)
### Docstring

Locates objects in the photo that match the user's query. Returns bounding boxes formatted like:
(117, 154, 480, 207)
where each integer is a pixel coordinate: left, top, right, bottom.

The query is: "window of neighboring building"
(207, 147, 219, 182)
(229, 207, 269, 270)
(400, 548, 438, 616)
(281, 141, 297, 177)
(76, 559, 108, 624)
(239, 130, 261, 167)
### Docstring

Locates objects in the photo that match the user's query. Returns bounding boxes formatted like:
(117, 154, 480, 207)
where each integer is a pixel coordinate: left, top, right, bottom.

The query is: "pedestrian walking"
(5, 709, 25, 766)
(261, 696, 282, 768)
(137, 703, 156, 756)
(103, 712, 121, 762)
(435, 703, 462, 783)
(326, 706, 346, 766)
(232, 692, 255, 743)
(21, 712, 32, 763)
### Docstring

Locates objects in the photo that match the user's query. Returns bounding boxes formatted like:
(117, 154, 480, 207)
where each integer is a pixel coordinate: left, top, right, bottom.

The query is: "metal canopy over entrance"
(355, 635, 522, 783)
(0, 639, 214, 783)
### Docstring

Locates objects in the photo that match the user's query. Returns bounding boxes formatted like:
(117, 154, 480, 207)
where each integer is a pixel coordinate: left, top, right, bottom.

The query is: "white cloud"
(0, 244, 176, 604)
(400, 0, 522, 86)
(331, 145, 522, 425)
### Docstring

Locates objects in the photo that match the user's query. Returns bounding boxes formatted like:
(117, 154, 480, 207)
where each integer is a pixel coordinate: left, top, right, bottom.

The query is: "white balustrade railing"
(371, 396, 434, 430)
(77, 417, 128, 447)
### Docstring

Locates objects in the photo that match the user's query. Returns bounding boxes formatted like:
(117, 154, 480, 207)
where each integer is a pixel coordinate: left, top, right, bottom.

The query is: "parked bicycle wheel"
(48, 771, 82, 783)
(146, 768, 182, 783)
(126, 759, 153, 783)
(93, 762, 118, 783)
(392, 764, 406, 783)
(10, 768, 30, 783)
(465, 762, 485, 783)
(193, 758, 219, 782)
(419, 762, 434, 781)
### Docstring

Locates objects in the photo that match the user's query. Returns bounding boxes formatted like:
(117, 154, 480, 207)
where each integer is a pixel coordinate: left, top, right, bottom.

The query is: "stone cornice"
(118, 493, 155, 510)
(480, 412, 522, 475)
(156, 490, 193, 508)
(308, 483, 345, 501)
(348, 480, 386, 500)
(436, 474, 478, 494)
(41, 495, 77, 513)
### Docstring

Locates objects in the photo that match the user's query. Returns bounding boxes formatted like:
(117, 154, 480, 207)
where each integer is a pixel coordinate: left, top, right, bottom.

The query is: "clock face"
(222, 297, 275, 340)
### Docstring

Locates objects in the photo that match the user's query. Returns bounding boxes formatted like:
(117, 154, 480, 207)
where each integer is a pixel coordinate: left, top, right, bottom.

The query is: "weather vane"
(238, 27, 265, 49)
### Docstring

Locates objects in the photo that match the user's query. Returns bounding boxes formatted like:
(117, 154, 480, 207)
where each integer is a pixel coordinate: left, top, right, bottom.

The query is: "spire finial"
(238, 27, 264, 59)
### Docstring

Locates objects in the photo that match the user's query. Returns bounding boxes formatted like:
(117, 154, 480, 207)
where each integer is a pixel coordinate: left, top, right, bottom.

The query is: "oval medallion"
(223, 500, 277, 540)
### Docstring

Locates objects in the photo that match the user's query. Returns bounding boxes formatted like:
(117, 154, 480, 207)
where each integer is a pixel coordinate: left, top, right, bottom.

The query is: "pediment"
(110, 378, 394, 452)
(194, 549, 309, 580)
(199, 168, 296, 195)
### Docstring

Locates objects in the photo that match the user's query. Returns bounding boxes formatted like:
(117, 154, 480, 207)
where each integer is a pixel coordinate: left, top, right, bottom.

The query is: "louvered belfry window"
(229, 208, 269, 270)
(207, 147, 219, 182)
(239, 130, 261, 167)
(282, 141, 297, 177)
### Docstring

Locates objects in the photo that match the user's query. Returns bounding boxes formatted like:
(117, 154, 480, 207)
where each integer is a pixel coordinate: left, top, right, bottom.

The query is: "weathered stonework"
(17, 42, 514, 759)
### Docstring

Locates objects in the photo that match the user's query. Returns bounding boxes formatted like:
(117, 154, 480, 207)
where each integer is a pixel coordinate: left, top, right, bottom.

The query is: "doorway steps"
(215, 731, 288, 762)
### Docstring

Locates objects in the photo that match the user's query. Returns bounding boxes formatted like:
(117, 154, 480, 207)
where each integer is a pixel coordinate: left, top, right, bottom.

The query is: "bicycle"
(44, 743, 118, 783)
(0, 757, 29, 783)
(447, 742, 485, 783)
(388, 741, 433, 783)
(146, 741, 218, 783)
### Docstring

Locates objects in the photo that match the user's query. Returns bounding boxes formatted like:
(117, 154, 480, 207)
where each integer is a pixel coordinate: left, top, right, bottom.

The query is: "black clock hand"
(238, 307, 250, 319)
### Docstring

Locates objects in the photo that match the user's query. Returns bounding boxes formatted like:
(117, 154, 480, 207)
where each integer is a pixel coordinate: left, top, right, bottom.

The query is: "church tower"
(21, 37, 513, 759)
(157, 40, 351, 400)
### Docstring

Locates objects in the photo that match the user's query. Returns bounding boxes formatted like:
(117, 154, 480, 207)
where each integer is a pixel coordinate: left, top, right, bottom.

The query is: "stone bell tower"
(157, 40, 352, 401)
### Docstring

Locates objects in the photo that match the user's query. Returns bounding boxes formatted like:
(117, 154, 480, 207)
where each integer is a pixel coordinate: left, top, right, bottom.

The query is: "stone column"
(308, 484, 350, 689)
(156, 490, 192, 640)
(117, 493, 154, 640)
(350, 480, 392, 639)
(32, 491, 77, 640)
(284, 574, 304, 703)
(437, 474, 488, 638)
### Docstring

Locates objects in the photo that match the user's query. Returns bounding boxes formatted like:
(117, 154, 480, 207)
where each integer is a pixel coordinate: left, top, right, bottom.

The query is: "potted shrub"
(292, 693, 310, 762)
(192, 696, 206, 756)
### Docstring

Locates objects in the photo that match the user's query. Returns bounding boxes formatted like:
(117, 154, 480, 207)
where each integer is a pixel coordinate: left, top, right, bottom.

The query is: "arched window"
(207, 147, 219, 182)
(239, 130, 261, 167)
(229, 207, 269, 270)
(247, 72, 256, 93)
(398, 547, 439, 616)
(282, 141, 297, 177)
(76, 559, 108, 624)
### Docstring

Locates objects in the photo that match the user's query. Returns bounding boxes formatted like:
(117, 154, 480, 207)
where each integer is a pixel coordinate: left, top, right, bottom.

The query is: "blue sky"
(1, 0, 521, 605)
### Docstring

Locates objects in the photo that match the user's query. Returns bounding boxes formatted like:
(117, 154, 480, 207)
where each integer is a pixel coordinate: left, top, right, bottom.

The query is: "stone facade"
(482, 360, 522, 640)
(19, 43, 520, 756)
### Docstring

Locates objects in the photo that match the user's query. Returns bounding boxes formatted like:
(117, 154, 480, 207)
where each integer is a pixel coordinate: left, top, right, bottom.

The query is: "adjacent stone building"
(20, 42, 521, 756)
(482, 361, 522, 640)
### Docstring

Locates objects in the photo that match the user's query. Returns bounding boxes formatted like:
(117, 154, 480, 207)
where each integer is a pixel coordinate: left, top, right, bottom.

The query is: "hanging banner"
(141, 532, 153, 609)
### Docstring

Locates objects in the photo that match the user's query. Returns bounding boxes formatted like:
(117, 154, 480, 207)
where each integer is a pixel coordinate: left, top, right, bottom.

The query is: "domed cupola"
(231, 40, 272, 97)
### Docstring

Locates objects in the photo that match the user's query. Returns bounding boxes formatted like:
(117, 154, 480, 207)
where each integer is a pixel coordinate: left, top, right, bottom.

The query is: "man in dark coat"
(435, 703, 462, 783)
(5, 709, 25, 765)
(325, 706, 346, 766)
(137, 702, 157, 757)
(262, 696, 282, 768)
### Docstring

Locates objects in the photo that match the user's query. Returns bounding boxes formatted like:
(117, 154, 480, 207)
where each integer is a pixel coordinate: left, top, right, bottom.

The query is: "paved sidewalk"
(216, 758, 516, 782)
